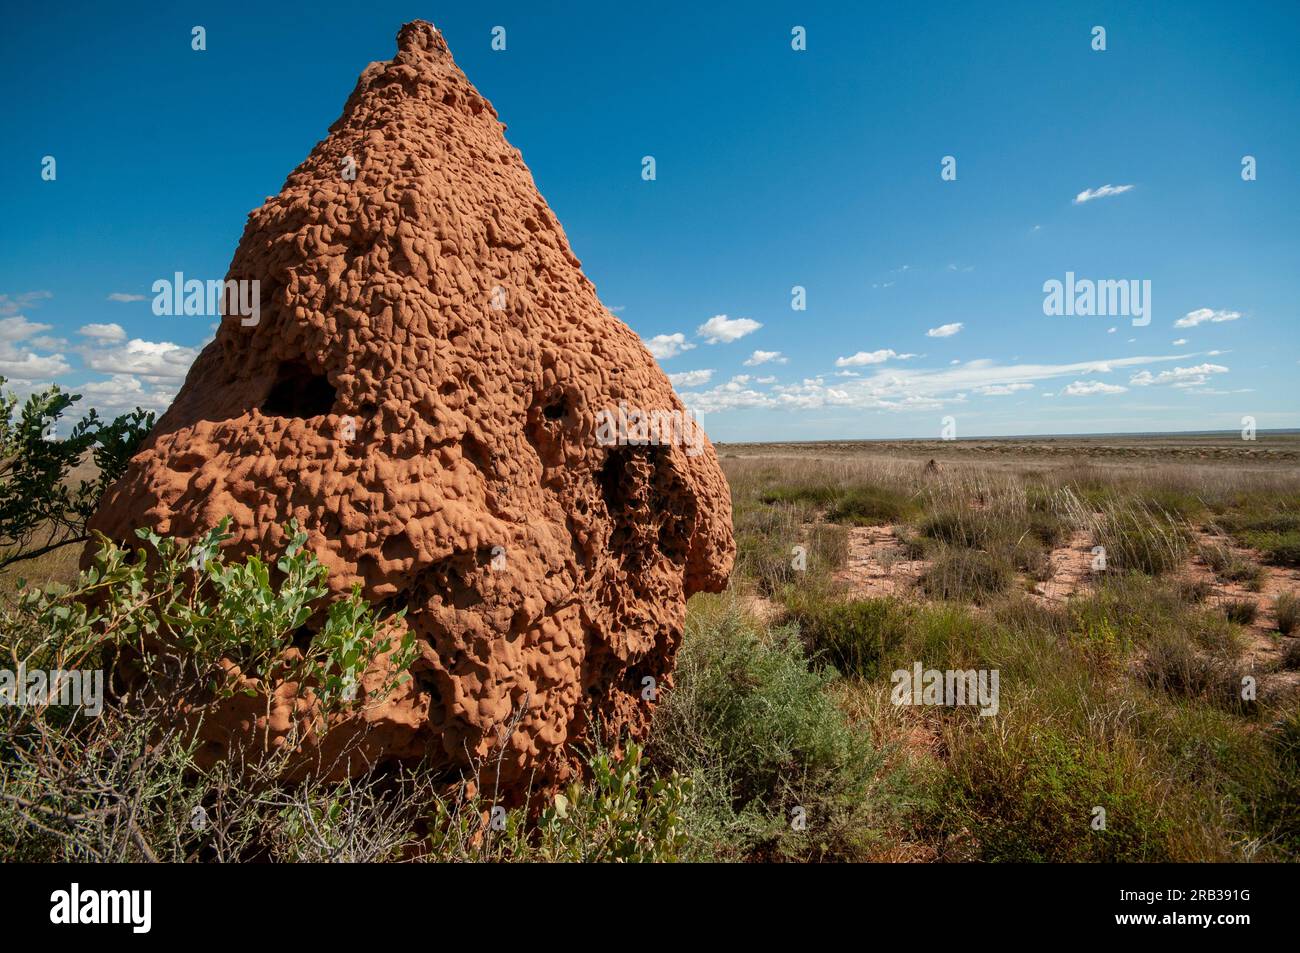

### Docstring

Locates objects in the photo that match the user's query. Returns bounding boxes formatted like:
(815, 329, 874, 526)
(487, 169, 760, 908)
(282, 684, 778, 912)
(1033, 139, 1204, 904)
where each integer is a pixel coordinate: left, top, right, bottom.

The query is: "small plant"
(1199, 541, 1265, 591)
(784, 593, 911, 678)
(1174, 577, 1213, 604)
(1140, 630, 1245, 711)
(1281, 640, 1300, 672)
(1222, 598, 1258, 627)
(1082, 498, 1189, 576)
(534, 742, 692, 862)
(825, 485, 916, 526)
(919, 547, 1013, 603)
(1275, 592, 1299, 636)
(0, 523, 419, 861)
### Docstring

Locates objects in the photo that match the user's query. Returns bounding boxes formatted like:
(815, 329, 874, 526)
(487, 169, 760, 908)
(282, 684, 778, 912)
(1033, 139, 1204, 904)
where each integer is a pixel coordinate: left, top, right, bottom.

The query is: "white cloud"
(668, 368, 714, 388)
(744, 349, 787, 366)
(0, 350, 72, 378)
(643, 332, 695, 360)
(697, 314, 762, 344)
(1107, 327, 1117, 334)
(75, 374, 177, 415)
(674, 353, 1185, 414)
(1073, 183, 1135, 204)
(106, 292, 147, 303)
(0, 291, 52, 317)
(1171, 338, 1188, 346)
(1174, 308, 1242, 328)
(79, 322, 128, 343)
(1063, 380, 1127, 396)
(0, 316, 53, 342)
(974, 382, 1034, 396)
(926, 322, 963, 338)
(79, 338, 199, 383)
(1129, 363, 1229, 387)
(0, 312, 69, 379)
(835, 348, 915, 367)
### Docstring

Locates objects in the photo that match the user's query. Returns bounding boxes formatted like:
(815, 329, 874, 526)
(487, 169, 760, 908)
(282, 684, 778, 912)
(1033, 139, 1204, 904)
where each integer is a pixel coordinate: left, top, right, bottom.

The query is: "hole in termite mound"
(263, 359, 337, 418)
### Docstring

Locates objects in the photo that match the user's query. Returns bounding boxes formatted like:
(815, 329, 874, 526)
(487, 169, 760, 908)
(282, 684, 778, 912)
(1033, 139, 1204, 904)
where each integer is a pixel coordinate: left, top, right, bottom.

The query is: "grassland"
(697, 432, 1300, 860)
(4, 433, 1298, 862)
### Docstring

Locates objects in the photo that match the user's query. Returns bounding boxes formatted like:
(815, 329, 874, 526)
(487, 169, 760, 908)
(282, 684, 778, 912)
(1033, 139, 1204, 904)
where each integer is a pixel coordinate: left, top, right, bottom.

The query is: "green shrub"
(650, 596, 907, 861)
(424, 742, 692, 863)
(0, 523, 423, 861)
(919, 547, 1013, 603)
(1276, 592, 1299, 636)
(825, 485, 915, 526)
(784, 593, 911, 678)
(1215, 500, 1300, 567)
(757, 481, 914, 527)
(1247, 530, 1300, 567)
(937, 725, 1190, 861)
(1222, 598, 1258, 627)
(0, 376, 153, 571)
(1199, 541, 1265, 590)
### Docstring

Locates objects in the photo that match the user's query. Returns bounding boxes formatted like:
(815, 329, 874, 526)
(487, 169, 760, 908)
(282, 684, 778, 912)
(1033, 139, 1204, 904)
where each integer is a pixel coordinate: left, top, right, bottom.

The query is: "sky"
(1, 0, 1296, 441)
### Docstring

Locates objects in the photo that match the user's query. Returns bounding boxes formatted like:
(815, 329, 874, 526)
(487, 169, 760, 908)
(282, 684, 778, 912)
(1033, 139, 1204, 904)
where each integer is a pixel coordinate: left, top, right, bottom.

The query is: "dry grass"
(716, 441, 1300, 861)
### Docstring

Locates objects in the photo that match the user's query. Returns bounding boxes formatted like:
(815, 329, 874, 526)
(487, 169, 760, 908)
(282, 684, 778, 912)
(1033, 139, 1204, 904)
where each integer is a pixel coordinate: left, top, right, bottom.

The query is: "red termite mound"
(89, 20, 734, 794)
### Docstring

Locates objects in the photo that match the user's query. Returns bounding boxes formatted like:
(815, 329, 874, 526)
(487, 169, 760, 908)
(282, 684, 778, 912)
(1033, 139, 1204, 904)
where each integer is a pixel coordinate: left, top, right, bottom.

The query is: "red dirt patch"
(834, 524, 927, 598)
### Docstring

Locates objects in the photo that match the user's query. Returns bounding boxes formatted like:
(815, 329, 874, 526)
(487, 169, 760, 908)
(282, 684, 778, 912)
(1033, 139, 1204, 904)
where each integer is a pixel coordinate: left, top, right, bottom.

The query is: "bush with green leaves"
(783, 591, 911, 678)
(425, 741, 692, 862)
(0, 522, 418, 860)
(0, 377, 153, 570)
(649, 595, 910, 861)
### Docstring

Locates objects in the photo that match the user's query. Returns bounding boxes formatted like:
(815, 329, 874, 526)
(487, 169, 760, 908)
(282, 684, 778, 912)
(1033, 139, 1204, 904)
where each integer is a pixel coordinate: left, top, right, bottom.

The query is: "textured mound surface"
(89, 21, 734, 793)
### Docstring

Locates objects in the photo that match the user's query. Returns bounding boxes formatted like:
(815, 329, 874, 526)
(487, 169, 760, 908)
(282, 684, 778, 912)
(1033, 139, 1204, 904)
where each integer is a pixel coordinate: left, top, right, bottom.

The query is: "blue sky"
(1, 0, 1296, 440)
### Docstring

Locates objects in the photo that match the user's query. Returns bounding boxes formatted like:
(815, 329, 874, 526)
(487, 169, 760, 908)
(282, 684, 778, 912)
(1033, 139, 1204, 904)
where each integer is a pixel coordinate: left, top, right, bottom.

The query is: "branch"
(0, 534, 89, 571)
